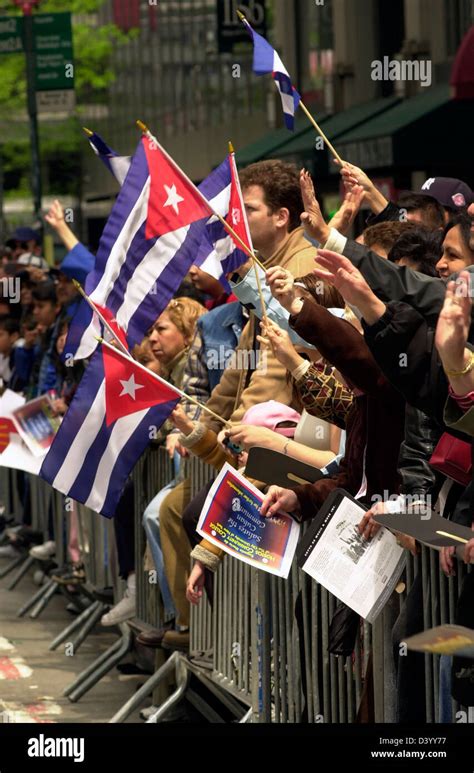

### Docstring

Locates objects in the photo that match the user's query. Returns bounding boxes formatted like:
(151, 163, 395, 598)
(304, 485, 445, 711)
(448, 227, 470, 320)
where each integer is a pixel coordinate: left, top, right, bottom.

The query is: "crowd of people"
(1, 158, 474, 722)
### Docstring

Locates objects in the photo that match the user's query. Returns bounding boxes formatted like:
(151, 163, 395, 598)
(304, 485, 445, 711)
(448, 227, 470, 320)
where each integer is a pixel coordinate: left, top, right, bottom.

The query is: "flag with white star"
(66, 135, 246, 362)
(39, 345, 181, 518)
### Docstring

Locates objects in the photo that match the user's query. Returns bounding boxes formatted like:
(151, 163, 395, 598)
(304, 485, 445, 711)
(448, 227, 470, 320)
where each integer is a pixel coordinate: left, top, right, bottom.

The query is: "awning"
(335, 84, 473, 171)
(235, 94, 400, 174)
(235, 112, 328, 167)
(278, 94, 400, 160)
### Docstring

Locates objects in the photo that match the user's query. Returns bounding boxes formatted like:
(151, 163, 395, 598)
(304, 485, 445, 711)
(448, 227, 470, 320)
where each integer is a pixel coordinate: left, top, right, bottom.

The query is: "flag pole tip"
(236, 10, 246, 21)
(136, 120, 148, 133)
(72, 278, 81, 289)
(228, 140, 235, 154)
(82, 127, 93, 137)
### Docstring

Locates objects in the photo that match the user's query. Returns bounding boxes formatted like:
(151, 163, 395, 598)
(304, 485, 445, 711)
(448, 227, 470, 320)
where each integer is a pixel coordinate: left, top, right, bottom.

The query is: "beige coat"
(201, 226, 317, 432)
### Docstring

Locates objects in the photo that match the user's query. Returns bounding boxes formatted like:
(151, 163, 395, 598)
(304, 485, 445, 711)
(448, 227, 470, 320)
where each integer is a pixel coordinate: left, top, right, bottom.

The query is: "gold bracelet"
(444, 351, 474, 377)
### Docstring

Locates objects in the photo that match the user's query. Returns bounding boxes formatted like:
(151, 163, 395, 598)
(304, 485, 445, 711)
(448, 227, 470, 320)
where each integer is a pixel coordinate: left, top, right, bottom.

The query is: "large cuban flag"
(68, 136, 249, 360)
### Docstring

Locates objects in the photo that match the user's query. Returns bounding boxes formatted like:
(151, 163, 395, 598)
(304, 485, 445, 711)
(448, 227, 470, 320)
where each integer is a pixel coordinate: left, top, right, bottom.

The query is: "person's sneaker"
(0, 544, 23, 559)
(29, 540, 56, 560)
(101, 589, 135, 626)
(140, 705, 158, 721)
(32, 568, 48, 586)
(161, 629, 190, 652)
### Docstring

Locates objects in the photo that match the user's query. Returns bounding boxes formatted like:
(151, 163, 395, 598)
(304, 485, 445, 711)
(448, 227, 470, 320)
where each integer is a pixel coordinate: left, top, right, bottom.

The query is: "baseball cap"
(16, 253, 49, 270)
(242, 400, 301, 438)
(7, 226, 41, 245)
(417, 177, 474, 210)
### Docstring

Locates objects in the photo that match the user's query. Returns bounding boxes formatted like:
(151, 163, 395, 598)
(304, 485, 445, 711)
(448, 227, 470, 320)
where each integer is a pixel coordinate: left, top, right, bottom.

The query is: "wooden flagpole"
(228, 140, 268, 326)
(72, 279, 131, 358)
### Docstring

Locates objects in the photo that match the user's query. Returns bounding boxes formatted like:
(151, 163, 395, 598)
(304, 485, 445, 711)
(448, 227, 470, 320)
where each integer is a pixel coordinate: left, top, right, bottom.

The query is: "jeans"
(142, 452, 180, 620)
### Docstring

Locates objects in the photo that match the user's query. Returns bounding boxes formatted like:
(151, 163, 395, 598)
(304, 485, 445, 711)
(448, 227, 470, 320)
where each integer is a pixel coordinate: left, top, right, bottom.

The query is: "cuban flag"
(192, 153, 251, 288)
(84, 129, 249, 291)
(240, 15, 300, 130)
(85, 129, 131, 187)
(66, 135, 215, 361)
(40, 344, 181, 517)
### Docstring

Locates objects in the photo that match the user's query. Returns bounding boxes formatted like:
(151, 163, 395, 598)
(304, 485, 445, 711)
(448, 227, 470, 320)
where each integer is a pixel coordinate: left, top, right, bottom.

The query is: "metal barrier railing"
(133, 447, 175, 630)
(0, 452, 470, 723)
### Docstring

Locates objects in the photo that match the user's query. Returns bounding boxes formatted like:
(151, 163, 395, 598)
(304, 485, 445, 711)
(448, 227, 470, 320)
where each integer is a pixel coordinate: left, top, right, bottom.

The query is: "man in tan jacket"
(157, 160, 318, 650)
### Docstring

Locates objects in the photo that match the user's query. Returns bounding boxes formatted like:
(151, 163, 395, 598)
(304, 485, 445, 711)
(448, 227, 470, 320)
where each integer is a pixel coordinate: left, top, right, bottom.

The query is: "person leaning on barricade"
(156, 159, 320, 653)
(100, 296, 206, 627)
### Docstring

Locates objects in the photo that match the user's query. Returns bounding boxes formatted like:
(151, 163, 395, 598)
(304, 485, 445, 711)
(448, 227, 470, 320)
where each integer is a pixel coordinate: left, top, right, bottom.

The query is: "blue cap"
(59, 243, 95, 285)
(8, 227, 41, 244)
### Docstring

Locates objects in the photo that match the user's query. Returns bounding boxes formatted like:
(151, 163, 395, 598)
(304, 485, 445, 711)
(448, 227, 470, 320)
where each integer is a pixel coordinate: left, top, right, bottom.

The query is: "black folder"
(244, 446, 324, 489)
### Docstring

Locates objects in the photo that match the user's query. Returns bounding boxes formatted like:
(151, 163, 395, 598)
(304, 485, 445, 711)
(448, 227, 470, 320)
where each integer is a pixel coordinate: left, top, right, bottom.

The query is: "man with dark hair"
(158, 159, 318, 651)
(388, 225, 441, 276)
(239, 159, 305, 234)
(396, 193, 446, 231)
(363, 221, 419, 258)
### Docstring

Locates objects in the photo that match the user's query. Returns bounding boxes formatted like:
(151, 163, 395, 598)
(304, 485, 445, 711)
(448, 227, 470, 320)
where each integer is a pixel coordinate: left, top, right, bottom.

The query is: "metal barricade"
(133, 446, 175, 629)
(184, 457, 470, 723)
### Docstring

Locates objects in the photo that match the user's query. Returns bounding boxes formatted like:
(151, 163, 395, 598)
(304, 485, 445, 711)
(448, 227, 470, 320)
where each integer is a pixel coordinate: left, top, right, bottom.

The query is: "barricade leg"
(49, 600, 101, 651)
(66, 625, 133, 702)
(146, 657, 190, 724)
(69, 602, 106, 653)
(0, 553, 27, 579)
(29, 579, 59, 618)
(17, 578, 56, 617)
(6, 555, 35, 590)
(109, 650, 180, 723)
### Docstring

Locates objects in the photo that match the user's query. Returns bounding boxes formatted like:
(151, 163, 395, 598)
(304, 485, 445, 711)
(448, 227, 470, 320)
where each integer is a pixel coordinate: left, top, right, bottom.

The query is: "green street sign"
(33, 13, 74, 92)
(0, 13, 74, 91)
(0, 16, 23, 54)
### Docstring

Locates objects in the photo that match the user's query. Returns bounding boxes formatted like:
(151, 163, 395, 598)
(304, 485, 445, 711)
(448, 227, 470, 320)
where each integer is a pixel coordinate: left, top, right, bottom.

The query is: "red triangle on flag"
(143, 137, 212, 239)
(102, 344, 180, 427)
(95, 303, 129, 351)
(226, 153, 254, 255)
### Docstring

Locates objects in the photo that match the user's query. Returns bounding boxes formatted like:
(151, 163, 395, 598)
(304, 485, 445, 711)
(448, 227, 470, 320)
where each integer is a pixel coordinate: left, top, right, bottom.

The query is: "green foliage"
(0, 0, 136, 197)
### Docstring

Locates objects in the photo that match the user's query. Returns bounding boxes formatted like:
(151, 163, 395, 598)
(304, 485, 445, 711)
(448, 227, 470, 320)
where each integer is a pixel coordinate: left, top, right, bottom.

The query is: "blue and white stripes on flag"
(193, 156, 248, 288)
(66, 136, 247, 362)
(39, 347, 180, 517)
(86, 130, 132, 187)
(85, 130, 248, 293)
(241, 16, 300, 130)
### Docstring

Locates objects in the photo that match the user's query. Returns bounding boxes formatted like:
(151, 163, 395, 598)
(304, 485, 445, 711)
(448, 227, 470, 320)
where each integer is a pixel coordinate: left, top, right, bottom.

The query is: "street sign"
(0, 15, 23, 54)
(33, 13, 74, 92)
(0, 13, 74, 98)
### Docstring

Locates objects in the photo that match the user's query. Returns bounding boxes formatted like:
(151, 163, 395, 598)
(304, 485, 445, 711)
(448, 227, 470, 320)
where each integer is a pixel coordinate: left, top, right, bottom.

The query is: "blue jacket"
(197, 301, 244, 390)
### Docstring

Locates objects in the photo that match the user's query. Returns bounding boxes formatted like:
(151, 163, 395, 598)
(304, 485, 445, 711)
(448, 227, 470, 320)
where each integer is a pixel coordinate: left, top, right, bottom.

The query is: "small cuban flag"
(238, 11, 301, 130)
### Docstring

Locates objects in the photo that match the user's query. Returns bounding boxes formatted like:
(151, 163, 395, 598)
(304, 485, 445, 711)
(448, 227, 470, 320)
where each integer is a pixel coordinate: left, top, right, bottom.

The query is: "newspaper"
(297, 489, 406, 623)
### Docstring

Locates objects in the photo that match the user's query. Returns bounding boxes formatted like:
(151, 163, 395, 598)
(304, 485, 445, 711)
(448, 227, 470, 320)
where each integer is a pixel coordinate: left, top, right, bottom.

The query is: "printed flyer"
(11, 394, 61, 458)
(197, 463, 300, 577)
